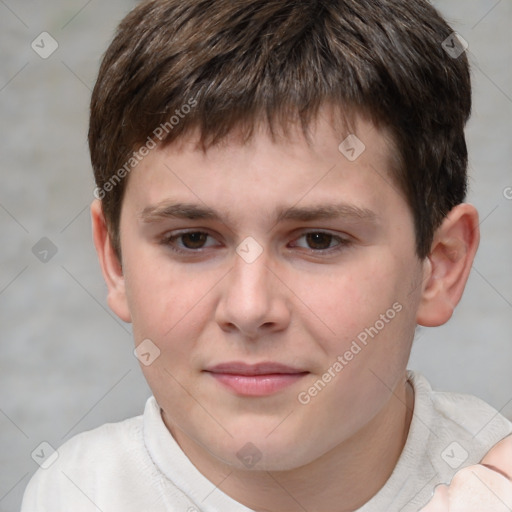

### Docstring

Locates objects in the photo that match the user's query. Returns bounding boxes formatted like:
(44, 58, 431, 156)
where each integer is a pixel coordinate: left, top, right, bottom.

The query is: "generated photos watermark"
(94, 96, 198, 200)
(297, 301, 403, 405)
(236, 442, 263, 468)
(441, 441, 469, 470)
(133, 338, 161, 366)
(441, 31, 469, 59)
(31, 441, 59, 469)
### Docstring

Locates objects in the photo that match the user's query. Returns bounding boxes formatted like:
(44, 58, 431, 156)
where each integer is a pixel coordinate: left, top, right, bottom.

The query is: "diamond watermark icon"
(236, 442, 262, 468)
(134, 338, 161, 366)
(442, 32, 468, 59)
(441, 441, 469, 469)
(31, 441, 59, 469)
(338, 134, 366, 161)
(236, 236, 263, 264)
(32, 237, 58, 263)
(31, 32, 59, 59)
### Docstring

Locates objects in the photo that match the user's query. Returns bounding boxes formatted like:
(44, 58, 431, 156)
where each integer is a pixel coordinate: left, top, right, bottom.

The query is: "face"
(115, 112, 425, 471)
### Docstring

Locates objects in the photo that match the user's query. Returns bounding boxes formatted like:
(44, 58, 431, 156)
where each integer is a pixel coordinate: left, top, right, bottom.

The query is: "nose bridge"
(229, 248, 272, 311)
(216, 244, 289, 336)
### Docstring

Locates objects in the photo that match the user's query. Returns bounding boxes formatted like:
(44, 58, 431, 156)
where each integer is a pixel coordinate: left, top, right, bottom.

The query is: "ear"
(416, 203, 480, 327)
(91, 200, 132, 323)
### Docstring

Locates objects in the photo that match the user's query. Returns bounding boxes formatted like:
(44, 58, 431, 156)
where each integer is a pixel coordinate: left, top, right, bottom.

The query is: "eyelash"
(160, 230, 353, 256)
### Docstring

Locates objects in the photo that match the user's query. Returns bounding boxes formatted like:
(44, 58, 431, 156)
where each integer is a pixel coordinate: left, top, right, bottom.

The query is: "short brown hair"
(89, 0, 471, 259)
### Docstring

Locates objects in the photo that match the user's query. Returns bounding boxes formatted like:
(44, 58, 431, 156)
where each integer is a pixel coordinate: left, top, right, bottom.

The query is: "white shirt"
(21, 371, 512, 512)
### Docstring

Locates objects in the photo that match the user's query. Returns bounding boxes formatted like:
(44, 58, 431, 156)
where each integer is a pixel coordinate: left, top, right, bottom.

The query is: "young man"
(22, 0, 512, 511)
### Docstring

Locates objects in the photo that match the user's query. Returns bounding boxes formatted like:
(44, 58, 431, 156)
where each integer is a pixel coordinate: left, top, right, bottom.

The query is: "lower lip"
(208, 372, 308, 396)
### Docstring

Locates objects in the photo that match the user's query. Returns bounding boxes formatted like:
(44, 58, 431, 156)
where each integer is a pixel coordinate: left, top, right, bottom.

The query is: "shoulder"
(51, 412, 144, 466)
(21, 411, 147, 511)
(408, 371, 512, 468)
(410, 371, 512, 439)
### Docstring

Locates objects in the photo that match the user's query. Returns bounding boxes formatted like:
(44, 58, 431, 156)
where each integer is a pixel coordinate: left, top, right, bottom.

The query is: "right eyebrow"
(140, 202, 225, 223)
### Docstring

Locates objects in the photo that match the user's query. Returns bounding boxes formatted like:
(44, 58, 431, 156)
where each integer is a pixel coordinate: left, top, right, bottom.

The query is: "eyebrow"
(140, 201, 377, 224)
(275, 204, 377, 223)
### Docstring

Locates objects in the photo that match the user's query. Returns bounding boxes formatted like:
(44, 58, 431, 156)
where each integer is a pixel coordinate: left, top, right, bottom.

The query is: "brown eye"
(180, 232, 209, 249)
(162, 230, 221, 255)
(305, 232, 335, 250)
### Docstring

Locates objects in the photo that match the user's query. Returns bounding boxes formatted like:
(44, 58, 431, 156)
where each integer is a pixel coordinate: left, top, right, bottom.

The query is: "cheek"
(296, 254, 417, 404)
(301, 256, 406, 346)
(122, 246, 215, 345)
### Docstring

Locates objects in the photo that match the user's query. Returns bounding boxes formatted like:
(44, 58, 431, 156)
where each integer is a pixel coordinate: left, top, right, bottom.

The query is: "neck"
(168, 375, 414, 512)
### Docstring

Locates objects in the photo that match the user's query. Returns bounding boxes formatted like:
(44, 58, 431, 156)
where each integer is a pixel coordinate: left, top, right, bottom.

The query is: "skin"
(420, 436, 512, 511)
(92, 109, 490, 511)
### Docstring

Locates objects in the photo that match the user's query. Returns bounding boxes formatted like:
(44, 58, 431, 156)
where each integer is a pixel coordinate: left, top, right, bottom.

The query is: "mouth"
(204, 362, 309, 396)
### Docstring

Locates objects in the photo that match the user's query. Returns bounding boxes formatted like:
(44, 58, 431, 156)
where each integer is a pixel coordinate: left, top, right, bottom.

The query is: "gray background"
(0, 1, 511, 510)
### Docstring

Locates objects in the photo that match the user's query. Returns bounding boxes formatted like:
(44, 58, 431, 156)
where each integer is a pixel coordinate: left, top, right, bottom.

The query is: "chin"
(206, 430, 324, 472)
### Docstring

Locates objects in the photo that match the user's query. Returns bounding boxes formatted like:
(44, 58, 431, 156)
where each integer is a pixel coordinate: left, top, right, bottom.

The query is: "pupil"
(183, 232, 207, 249)
(306, 233, 332, 250)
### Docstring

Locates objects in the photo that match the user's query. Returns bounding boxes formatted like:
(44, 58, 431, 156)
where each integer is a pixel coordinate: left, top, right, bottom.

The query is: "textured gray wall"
(1, 1, 511, 510)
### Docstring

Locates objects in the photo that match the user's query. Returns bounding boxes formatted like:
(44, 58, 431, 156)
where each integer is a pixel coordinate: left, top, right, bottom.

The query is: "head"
(90, 0, 479, 472)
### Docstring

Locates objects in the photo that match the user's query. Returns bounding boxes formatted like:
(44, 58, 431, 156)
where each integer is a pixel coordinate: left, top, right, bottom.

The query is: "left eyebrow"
(275, 204, 377, 223)
(139, 201, 378, 225)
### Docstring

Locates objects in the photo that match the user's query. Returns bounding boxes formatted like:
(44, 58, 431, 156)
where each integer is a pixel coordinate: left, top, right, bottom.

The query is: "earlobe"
(91, 200, 132, 323)
(416, 203, 480, 327)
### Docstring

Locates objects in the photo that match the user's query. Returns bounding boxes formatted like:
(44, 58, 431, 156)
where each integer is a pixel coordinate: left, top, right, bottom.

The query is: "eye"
(162, 231, 220, 252)
(178, 232, 210, 249)
(291, 231, 351, 252)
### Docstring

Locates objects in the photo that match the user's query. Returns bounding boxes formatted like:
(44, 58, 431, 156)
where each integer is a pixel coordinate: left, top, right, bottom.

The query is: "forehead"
(123, 110, 406, 227)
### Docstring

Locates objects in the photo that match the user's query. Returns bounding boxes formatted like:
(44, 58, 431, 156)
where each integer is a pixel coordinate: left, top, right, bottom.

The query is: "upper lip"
(205, 362, 308, 375)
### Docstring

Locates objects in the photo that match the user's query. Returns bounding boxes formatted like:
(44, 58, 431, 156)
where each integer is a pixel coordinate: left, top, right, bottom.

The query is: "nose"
(215, 248, 291, 339)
